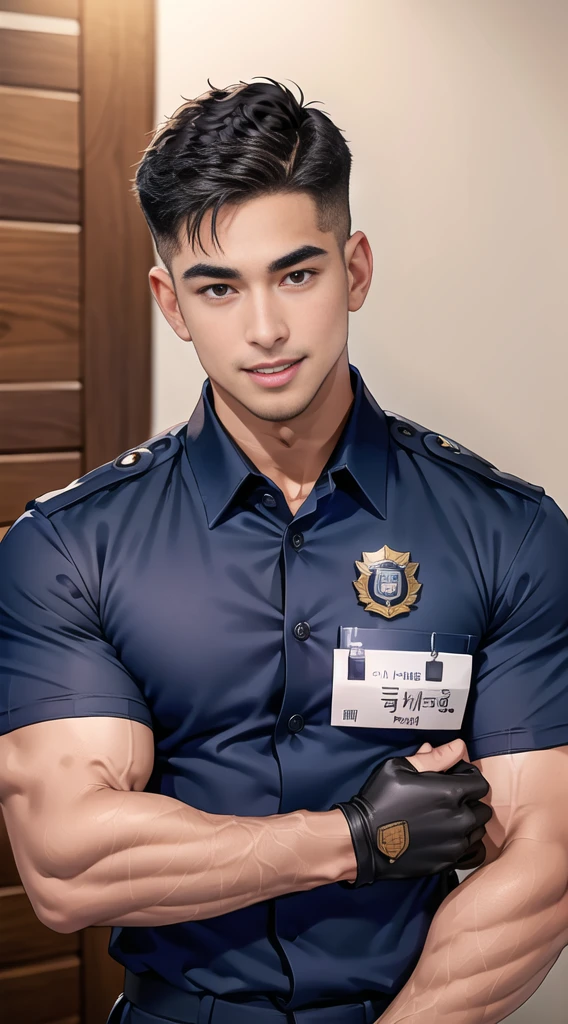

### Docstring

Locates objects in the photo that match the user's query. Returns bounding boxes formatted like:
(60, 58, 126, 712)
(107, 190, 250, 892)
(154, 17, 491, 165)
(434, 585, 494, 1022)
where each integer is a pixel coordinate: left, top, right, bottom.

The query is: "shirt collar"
(183, 363, 389, 528)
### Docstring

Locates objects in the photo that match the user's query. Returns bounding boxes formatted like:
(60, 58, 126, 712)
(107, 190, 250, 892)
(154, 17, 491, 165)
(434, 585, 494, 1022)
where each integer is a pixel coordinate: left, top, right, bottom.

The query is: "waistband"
(124, 970, 392, 1024)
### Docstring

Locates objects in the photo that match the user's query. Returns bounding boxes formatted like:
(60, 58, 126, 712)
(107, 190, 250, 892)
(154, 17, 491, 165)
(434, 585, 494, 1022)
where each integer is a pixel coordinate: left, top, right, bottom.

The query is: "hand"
(333, 739, 492, 887)
(410, 741, 491, 869)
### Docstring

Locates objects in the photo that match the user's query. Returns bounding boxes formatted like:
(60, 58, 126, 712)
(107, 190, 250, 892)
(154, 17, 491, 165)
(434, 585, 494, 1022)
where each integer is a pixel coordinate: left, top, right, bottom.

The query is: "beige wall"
(152, 0, 568, 512)
(152, 1, 567, 1018)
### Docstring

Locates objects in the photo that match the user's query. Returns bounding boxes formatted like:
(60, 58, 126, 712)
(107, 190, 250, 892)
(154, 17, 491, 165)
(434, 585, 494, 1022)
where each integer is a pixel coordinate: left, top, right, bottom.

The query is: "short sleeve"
(0, 509, 153, 736)
(462, 494, 568, 759)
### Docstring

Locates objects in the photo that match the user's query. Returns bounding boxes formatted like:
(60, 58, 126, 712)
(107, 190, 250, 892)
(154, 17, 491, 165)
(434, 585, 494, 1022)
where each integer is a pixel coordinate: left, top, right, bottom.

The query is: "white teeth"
(253, 363, 294, 374)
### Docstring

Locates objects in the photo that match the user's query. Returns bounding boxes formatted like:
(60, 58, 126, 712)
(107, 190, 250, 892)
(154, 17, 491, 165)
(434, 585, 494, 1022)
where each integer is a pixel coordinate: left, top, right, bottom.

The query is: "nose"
(243, 288, 289, 349)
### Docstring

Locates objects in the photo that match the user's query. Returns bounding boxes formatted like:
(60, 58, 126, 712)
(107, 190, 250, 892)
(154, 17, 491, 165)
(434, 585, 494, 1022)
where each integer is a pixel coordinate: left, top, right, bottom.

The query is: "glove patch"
(377, 820, 410, 862)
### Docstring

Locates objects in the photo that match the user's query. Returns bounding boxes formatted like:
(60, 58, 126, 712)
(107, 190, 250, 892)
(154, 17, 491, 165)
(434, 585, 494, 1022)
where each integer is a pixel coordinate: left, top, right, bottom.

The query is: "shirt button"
(288, 714, 305, 733)
(262, 493, 277, 508)
(293, 621, 310, 641)
(291, 532, 304, 550)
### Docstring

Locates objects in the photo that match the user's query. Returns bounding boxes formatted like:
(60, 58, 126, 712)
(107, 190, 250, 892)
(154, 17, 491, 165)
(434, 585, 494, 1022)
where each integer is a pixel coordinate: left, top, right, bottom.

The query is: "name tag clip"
(426, 632, 444, 682)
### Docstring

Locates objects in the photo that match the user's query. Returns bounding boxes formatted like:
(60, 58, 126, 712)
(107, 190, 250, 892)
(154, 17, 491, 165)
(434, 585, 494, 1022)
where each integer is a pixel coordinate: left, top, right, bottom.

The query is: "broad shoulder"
(385, 409, 544, 505)
(24, 421, 187, 520)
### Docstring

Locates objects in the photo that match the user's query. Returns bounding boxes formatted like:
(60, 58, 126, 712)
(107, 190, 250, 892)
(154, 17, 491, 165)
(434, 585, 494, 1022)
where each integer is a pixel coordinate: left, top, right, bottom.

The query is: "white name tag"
(330, 648, 472, 730)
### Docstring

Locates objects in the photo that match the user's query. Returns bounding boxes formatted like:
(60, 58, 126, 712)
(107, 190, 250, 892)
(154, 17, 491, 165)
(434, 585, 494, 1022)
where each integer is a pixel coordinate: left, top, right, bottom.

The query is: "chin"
(252, 406, 307, 424)
(249, 394, 317, 423)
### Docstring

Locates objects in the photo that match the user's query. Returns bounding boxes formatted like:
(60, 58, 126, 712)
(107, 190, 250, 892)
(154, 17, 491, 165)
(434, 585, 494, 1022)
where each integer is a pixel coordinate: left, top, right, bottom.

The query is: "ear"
(148, 267, 192, 341)
(344, 231, 373, 313)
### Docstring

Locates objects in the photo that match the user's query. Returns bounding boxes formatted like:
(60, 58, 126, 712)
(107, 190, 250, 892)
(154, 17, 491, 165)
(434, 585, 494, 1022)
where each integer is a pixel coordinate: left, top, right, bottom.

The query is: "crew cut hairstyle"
(132, 76, 353, 271)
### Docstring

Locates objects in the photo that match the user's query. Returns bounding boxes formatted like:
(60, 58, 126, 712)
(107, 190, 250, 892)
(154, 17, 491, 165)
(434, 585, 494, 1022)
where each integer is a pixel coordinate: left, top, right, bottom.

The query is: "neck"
(209, 360, 355, 503)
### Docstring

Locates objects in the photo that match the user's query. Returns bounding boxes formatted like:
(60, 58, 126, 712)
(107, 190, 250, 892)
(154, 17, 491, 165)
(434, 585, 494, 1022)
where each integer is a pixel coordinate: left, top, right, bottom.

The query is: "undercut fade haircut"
(132, 76, 353, 272)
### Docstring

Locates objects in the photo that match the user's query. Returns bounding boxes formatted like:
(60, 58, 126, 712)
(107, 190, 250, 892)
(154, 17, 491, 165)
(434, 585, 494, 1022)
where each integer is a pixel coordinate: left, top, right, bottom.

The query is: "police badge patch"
(377, 820, 410, 863)
(354, 545, 421, 619)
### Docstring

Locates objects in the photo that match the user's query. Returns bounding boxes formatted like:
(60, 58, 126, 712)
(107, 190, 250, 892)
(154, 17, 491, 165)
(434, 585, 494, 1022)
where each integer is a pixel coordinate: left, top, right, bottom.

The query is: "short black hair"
(132, 76, 353, 271)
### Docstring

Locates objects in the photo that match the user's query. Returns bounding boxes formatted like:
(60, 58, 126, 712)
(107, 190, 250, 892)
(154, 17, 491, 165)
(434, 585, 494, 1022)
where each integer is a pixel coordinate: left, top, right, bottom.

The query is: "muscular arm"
(376, 746, 568, 1024)
(0, 717, 356, 934)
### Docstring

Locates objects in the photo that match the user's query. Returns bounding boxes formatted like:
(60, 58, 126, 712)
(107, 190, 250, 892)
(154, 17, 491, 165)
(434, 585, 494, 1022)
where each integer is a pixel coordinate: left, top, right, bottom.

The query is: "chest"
(99, 486, 492, 738)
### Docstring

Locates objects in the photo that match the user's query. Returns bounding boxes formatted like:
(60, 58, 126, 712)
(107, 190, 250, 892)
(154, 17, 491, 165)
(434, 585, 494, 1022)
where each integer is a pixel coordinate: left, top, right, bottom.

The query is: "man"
(0, 77, 567, 1024)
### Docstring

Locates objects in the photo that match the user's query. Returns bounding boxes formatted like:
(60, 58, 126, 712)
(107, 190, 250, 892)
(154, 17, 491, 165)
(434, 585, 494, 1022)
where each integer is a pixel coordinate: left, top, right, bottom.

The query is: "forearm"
(37, 788, 356, 932)
(378, 837, 568, 1024)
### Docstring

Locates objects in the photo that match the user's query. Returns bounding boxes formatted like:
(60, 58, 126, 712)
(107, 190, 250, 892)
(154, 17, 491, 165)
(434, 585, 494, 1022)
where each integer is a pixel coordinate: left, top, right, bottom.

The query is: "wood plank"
(0, 28, 79, 91)
(0, 809, 19, 887)
(0, 1, 79, 16)
(0, 886, 79, 966)
(0, 452, 81, 522)
(82, 928, 125, 1024)
(0, 85, 79, 169)
(0, 955, 80, 1021)
(0, 222, 80, 382)
(82, 0, 154, 470)
(0, 384, 82, 452)
(0, 524, 10, 541)
(0, 158, 79, 221)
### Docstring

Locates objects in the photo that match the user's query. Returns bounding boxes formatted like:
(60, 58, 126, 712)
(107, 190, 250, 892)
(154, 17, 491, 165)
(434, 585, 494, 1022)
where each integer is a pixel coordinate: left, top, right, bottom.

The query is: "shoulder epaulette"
(385, 411, 544, 503)
(26, 421, 187, 517)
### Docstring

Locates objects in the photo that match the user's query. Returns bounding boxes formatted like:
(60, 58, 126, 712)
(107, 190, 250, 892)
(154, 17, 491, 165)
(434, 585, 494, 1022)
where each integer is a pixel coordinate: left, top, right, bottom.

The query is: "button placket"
(276, 522, 317, 814)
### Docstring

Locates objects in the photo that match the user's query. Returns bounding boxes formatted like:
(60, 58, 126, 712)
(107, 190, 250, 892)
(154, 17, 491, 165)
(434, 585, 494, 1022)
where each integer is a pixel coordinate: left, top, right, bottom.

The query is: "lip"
(246, 358, 303, 371)
(244, 358, 304, 388)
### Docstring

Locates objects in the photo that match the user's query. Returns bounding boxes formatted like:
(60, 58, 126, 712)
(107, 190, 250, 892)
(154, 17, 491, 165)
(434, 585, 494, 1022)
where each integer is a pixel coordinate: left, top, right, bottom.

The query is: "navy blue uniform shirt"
(1, 364, 568, 1010)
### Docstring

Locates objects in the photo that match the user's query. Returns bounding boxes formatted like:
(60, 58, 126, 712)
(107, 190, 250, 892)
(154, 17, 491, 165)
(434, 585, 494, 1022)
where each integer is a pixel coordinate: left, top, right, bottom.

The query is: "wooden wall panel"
(0, 887, 79, 966)
(0, 159, 79, 221)
(0, 85, 79, 169)
(0, 223, 80, 383)
(82, 0, 154, 469)
(0, 0, 79, 16)
(82, 928, 124, 1024)
(0, 812, 19, 887)
(0, 956, 80, 1021)
(0, 28, 79, 91)
(0, 452, 81, 523)
(0, 4, 155, 1020)
(0, 384, 82, 452)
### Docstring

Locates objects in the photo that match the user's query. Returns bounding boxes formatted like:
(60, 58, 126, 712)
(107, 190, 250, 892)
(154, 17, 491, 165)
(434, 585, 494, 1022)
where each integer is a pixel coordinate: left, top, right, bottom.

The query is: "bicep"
(473, 745, 568, 863)
(0, 511, 156, 914)
(462, 496, 568, 763)
(0, 716, 154, 916)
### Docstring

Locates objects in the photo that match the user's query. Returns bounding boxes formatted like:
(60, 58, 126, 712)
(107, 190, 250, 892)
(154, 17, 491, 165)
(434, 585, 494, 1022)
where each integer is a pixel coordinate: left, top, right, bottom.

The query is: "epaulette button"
(436, 435, 461, 454)
(114, 447, 152, 468)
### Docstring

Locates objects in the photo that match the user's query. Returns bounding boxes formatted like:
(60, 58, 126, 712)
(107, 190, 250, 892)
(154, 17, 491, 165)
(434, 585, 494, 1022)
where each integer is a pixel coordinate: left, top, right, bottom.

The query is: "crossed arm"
(1, 718, 567, 1023)
(376, 745, 568, 1024)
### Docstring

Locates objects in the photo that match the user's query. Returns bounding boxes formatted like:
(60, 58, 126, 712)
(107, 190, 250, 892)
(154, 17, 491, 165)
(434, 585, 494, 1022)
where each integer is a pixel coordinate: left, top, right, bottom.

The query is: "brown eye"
(285, 270, 316, 286)
(198, 283, 233, 299)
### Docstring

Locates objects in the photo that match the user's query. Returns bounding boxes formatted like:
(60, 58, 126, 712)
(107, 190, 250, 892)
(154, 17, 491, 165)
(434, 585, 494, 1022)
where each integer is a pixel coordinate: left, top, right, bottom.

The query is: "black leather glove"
(442, 759, 492, 869)
(333, 755, 492, 887)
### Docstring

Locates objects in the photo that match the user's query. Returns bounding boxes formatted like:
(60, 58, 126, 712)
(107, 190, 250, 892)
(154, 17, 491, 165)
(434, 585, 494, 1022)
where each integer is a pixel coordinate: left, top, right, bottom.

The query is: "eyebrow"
(181, 244, 329, 282)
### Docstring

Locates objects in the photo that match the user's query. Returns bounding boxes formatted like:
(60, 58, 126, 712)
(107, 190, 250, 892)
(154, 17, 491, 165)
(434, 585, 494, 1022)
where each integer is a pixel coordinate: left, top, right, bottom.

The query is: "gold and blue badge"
(354, 545, 421, 619)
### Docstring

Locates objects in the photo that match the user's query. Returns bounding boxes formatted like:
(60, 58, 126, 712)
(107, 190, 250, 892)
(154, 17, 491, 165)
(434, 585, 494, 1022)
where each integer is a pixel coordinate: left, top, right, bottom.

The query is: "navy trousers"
(105, 991, 391, 1024)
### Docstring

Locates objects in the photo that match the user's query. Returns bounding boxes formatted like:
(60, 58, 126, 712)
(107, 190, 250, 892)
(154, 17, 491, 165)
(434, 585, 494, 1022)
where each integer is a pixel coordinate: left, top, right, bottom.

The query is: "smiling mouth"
(245, 358, 304, 374)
